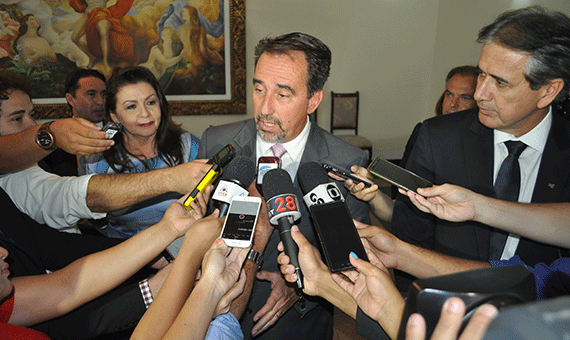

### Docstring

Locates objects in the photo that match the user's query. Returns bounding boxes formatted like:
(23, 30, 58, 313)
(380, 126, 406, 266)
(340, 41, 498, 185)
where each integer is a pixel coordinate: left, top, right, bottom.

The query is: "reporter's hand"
(200, 239, 249, 302)
(169, 159, 212, 194)
(50, 118, 113, 155)
(405, 297, 498, 340)
(332, 250, 405, 336)
(401, 184, 480, 222)
(163, 185, 213, 237)
(214, 270, 246, 317)
(354, 220, 399, 269)
(277, 225, 330, 297)
(328, 165, 378, 202)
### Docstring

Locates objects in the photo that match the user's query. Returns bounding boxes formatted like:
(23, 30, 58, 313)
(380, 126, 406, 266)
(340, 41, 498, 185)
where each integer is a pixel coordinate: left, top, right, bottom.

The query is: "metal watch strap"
(247, 248, 264, 269)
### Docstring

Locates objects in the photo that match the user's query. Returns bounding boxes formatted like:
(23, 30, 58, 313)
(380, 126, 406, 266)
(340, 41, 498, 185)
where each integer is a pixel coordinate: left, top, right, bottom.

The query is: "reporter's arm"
(392, 238, 489, 279)
(0, 119, 112, 174)
(130, 214, 223, 340)
(159, 241, 248, 340)
(9, 192, 208, 327)
(86, 160, 210, 212)
(355, 220, 488, 279)
(408, 184, 570, 248)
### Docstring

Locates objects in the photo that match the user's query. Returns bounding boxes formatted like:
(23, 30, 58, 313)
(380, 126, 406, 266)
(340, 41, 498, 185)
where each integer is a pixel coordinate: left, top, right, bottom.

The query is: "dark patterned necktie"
(489, 140, 527, 259)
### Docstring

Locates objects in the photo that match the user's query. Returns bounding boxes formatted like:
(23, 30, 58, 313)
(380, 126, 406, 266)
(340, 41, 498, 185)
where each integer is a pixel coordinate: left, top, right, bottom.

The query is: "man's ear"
(65, 93, 74, 107)
(307, 90, 323, 115)
(538, 78, 564, 109)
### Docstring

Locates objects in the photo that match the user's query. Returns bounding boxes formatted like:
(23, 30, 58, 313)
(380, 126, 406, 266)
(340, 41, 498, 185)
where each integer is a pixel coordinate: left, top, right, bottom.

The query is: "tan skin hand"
(251, 270, 299, 336)
(50, 118, 113, 155)
(162, 185, 213, 238)
(327, 165, 378, 202)
(405, 297, 498, 340)
(277, 225, 329, 297)
(353, 220, 399, 269)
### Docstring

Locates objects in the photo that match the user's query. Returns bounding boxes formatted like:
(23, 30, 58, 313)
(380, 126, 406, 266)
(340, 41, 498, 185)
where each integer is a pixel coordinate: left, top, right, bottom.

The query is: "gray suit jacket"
(198, 119, 370, 339)
(392, 108, 570, 290)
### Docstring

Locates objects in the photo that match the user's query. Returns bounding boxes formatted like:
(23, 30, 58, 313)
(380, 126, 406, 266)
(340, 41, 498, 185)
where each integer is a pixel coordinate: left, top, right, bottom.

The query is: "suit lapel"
(232, 119, 258, 161)
(532, 114, 570, 203)
(464, 111, 495, 260)
(296, 124, 329, 184)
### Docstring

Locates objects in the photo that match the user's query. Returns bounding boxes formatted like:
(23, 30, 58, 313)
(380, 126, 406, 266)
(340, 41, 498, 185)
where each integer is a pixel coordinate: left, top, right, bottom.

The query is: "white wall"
(169, 0, 569, 159)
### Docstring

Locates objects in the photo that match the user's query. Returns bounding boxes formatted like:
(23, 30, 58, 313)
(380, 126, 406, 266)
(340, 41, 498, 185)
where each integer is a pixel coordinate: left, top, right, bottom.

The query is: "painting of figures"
(0, 0, 246, 117)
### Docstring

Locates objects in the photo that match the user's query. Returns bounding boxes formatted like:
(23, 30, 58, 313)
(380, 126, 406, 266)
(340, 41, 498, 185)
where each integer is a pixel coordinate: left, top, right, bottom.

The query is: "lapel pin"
(548, 183, 555, 189)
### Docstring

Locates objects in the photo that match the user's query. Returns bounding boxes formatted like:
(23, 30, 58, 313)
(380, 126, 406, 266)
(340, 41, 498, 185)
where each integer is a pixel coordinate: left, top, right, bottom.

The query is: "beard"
(255, 114, 285, 143)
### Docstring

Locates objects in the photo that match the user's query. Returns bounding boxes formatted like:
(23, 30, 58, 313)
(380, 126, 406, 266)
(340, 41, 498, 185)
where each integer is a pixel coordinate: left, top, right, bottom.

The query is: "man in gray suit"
(198, 32, 370, 339)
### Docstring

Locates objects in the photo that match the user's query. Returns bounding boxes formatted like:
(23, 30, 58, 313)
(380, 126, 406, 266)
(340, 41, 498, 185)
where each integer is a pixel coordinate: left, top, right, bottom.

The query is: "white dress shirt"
(492, 108, 552, 259)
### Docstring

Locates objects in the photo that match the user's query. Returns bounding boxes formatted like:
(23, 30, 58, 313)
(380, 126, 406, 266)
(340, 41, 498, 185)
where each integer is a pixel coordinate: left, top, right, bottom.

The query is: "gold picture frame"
(0, 0, 246, 119)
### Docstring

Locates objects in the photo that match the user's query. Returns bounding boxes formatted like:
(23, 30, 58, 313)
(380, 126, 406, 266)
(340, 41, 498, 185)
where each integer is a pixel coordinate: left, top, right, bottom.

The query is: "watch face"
(38, 131, 53, 148)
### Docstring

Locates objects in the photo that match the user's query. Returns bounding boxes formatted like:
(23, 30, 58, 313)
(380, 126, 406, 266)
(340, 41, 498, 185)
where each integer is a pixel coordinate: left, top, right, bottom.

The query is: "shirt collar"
(494, 107, 552, 154)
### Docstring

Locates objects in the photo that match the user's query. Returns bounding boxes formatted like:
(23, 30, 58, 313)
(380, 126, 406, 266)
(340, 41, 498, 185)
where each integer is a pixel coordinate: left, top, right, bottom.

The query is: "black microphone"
(298, 162, 345, 208)
(212, 156, 256, 216)
(262, 169, 304, 289)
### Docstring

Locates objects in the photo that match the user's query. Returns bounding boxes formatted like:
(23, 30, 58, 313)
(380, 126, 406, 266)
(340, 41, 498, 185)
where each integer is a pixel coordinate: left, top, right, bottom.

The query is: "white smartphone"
(220, 196, 262, 248)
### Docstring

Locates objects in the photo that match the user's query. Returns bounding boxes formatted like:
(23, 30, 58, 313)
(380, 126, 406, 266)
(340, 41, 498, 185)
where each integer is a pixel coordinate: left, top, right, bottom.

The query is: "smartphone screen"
(368, 157, 432, 194)
(309, 201, 368, 272)
(257, 157, 281, 186)
(221, 197, 261, 248)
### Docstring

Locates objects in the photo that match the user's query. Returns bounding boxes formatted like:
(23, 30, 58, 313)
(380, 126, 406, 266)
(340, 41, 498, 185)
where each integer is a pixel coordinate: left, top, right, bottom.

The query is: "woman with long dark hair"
(80, 66, 200, 238)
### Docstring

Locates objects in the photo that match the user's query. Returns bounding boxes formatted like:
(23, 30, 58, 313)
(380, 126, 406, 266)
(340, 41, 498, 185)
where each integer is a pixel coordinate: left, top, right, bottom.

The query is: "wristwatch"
(36, 121, 57, 150)
(247, 248, 264, 270)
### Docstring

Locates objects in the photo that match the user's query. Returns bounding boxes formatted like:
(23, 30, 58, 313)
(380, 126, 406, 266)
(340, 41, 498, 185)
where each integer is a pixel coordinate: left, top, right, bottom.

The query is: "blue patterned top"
(79, 132, 200, 238)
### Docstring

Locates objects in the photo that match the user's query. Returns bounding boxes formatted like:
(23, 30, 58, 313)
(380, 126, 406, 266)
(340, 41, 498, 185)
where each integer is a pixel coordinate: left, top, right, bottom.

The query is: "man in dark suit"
(198, 32, 370, 339)
(392, 6, 570, 291)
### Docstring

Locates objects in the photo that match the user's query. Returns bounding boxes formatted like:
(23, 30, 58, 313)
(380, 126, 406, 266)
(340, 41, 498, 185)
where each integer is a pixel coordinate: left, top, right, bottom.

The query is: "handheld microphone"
(184, 144, 235, 210)
(298, 162, 344, 208)
(262, 169, 304, 289)
(212, 156, 256, 217)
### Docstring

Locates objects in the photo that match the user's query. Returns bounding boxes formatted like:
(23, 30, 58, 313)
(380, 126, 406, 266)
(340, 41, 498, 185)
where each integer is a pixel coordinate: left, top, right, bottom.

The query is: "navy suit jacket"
(392, 108, 570, 290)
(198, 119, 370, 340)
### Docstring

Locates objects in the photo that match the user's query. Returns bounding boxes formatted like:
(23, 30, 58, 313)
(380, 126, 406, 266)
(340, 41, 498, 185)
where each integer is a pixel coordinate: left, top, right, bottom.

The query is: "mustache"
(256, 115, 283, 129)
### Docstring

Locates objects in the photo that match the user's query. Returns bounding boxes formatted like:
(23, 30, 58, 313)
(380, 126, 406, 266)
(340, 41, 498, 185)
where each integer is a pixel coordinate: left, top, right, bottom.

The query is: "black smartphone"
(309, 201, 368, 272)
(321, 160, 372, 188)
(208, 144, 235, 167)
(368, 157, 432, 194)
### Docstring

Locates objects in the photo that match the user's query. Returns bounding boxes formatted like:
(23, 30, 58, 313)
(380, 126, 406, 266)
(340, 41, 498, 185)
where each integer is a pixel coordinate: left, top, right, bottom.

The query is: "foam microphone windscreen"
(220, 156, 256, 187)
(262, 168, 295, 201)
(298, 161, 330, 194)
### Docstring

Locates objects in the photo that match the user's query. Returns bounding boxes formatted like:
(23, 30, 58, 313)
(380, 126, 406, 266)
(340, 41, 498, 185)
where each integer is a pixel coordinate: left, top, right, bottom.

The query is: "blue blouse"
(79, 132, 200, 238)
